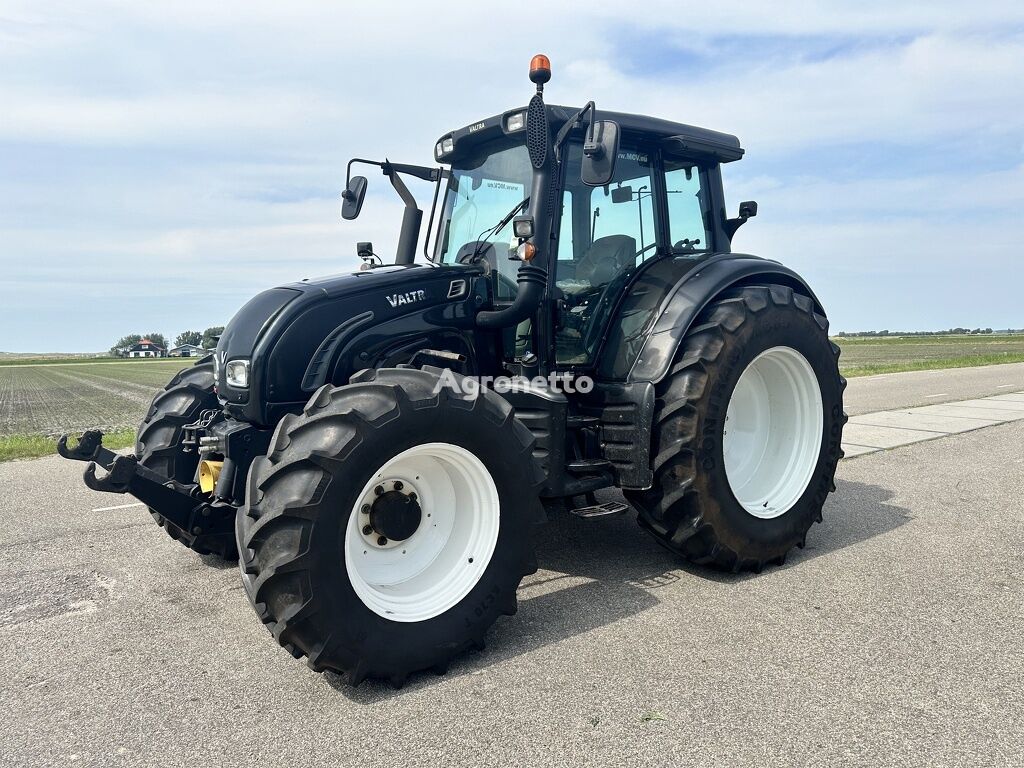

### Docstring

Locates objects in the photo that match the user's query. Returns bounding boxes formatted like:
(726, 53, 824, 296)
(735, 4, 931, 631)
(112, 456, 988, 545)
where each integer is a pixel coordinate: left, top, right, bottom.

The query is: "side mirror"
(724, 200, 758, 240)
(341, 176, 368, 220)
(581, 120, 620, 187)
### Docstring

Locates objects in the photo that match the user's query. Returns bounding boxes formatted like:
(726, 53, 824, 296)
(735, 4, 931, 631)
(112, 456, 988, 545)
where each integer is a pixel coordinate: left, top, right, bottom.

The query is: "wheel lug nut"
(393, 480, 403, 491)
(362, 525, 373, 535)
(361, 504, 370, 514)
(377, 536, 388, 546)
(374, 485, 384, 496)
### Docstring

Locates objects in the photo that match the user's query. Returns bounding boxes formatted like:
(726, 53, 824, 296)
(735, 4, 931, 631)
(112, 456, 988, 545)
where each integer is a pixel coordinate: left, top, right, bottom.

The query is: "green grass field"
(834, 334, 1024, 376)
(1, 336, 1022, 461)
(0, 355, 127, 366)
(0, 358, 188, 436)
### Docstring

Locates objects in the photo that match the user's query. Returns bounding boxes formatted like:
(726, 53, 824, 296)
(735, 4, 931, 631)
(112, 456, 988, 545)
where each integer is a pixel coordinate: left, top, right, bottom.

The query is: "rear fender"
(598, 254, 825, 385)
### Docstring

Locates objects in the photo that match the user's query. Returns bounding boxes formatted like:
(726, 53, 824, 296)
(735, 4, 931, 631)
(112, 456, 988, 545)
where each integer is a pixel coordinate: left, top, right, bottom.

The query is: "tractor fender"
(604, 254, 825, 385)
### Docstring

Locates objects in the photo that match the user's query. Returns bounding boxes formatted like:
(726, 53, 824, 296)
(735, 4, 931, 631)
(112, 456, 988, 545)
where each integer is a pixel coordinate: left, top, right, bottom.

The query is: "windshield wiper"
(471, 196, 530, 261)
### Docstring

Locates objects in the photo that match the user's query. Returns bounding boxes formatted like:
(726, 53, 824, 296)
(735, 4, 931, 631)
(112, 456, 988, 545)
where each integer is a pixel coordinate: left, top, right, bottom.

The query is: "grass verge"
(0, 428, 137, 462)
(840, 353, 1024, 378)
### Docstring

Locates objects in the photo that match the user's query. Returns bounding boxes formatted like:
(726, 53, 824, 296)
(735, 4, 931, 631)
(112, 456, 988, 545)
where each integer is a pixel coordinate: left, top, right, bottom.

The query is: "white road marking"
(91, 502, 145, 513)
(996, 384, 1014, 388)
(924, 393, 948, 398)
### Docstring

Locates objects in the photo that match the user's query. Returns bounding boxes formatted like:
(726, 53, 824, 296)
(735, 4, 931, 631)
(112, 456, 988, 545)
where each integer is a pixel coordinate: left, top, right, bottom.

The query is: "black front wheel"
(237, 367, 543, 686)
(135, 356, 236, 559)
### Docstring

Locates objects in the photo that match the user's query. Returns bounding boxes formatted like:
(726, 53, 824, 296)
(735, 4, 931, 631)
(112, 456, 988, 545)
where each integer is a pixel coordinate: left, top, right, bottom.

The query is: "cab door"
(552, 142, 662, 366)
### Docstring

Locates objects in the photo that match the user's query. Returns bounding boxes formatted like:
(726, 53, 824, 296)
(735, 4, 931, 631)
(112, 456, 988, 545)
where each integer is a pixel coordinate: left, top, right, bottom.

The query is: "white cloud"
(1, 1, 1023, 349)
(0, 86, 353, 145)
(563, 32, 1024, 153)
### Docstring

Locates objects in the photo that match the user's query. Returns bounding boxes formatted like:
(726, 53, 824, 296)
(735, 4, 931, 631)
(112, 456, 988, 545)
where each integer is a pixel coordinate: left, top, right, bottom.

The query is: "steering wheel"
(453, 241, 521, 300)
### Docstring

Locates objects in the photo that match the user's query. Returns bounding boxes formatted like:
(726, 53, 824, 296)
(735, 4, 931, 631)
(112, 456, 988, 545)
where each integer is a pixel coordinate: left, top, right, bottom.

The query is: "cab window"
(554, 145, 657, 365)
(589, 160, 657, 264)
(664, 159, 710, 253)
(557, 191, 574, 260)
(435, 143, 532, 301)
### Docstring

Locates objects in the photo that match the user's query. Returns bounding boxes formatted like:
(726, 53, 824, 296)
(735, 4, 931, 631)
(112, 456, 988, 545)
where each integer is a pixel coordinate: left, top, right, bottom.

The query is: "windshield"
(434, 142, 532, 298)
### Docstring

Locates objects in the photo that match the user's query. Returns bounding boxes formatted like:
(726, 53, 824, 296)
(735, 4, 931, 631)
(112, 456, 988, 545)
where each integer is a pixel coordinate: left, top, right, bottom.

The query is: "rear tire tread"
(627, 285, 845, 572)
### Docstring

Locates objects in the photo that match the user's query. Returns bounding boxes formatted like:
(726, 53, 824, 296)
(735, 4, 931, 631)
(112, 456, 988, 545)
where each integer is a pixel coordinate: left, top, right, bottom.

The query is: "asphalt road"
(843, 361, 1024, 415)
(1, 384, 1022, 766)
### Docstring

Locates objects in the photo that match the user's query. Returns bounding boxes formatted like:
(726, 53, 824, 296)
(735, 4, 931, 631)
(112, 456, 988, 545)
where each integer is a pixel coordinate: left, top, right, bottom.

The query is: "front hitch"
(57, 429, 105, 462)
(58, 430, 234, 544)
(83, 454, 139, 493)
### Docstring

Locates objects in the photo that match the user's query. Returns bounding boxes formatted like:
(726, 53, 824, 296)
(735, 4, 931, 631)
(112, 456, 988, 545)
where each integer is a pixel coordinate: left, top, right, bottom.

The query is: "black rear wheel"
(135, 356, 235, 559)
(236, 367, 543, 686)
(626, 285, 847, 572)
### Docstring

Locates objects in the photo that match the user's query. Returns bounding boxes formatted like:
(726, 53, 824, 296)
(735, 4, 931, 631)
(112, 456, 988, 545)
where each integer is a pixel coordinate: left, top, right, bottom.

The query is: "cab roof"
(436, 103, 744, 166)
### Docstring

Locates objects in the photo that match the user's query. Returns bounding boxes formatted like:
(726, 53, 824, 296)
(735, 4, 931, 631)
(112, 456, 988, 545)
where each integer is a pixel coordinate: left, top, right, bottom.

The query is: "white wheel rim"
(344, 442, 500, 622)
(722, 346, 823, 519)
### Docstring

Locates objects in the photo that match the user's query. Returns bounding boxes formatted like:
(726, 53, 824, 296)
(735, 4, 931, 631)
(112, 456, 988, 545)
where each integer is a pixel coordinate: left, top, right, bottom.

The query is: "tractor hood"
(215, 263, 483, 425)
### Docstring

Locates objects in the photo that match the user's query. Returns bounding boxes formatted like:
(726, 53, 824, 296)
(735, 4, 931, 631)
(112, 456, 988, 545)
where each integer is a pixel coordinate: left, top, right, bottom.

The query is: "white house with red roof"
(127, 339, 166, 358)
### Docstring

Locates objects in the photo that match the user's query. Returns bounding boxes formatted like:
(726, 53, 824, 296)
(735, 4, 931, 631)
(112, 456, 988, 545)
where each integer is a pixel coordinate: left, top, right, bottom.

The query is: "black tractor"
(61, 55, 846, 686)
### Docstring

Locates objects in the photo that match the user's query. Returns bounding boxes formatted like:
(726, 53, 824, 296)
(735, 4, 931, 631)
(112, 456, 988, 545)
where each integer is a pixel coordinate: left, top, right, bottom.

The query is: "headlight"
(225, 359, 249, 388)
(512, 215, 534, 238)
(435, 136, 455, 160)
(505, 111, 525, 132)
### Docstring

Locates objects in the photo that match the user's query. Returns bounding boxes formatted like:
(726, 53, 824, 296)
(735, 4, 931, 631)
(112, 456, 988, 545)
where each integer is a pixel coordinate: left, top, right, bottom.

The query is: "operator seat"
(574, 235, 637, 287)
(551, 234, 638, 362)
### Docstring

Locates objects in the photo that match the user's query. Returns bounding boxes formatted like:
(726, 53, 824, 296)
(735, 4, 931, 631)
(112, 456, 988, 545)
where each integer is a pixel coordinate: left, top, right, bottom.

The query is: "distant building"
(127, 339, 166, 358)
(168, 343, 205, 358)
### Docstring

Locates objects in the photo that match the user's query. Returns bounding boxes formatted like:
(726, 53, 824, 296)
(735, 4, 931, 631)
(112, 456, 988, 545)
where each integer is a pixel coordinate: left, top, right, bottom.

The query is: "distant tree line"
(109, 327, 224, 356)
(834, 327, 1024, 338)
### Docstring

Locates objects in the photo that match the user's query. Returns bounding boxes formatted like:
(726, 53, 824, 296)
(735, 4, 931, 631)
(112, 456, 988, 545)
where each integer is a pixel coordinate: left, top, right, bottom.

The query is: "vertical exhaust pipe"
(477, 54, 554, 329)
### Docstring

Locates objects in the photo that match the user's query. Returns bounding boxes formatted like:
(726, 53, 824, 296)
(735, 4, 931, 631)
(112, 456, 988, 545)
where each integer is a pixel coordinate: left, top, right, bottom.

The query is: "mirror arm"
(384, 161, 442, 183)
(723, 214, 750, 240)
(343, 157, 383, 200)
(553, 101, 596, 160)
(345, 158, 440, 190)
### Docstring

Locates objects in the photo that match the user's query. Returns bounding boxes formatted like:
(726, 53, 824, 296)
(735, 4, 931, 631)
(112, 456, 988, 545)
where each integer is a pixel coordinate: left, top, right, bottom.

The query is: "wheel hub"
(369, 489, 422, 542)
(345, 443, 501, 622)
(356, 478, 424, 550)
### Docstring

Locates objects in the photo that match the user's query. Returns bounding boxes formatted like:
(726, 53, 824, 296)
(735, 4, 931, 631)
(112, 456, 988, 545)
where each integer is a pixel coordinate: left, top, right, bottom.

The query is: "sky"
(1, 1, 1023, 352)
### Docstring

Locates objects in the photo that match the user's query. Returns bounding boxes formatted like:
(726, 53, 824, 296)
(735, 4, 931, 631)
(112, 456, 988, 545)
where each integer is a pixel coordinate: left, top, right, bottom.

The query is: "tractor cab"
(337, 54, 754, 379)
(428, 95, 748, 372)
